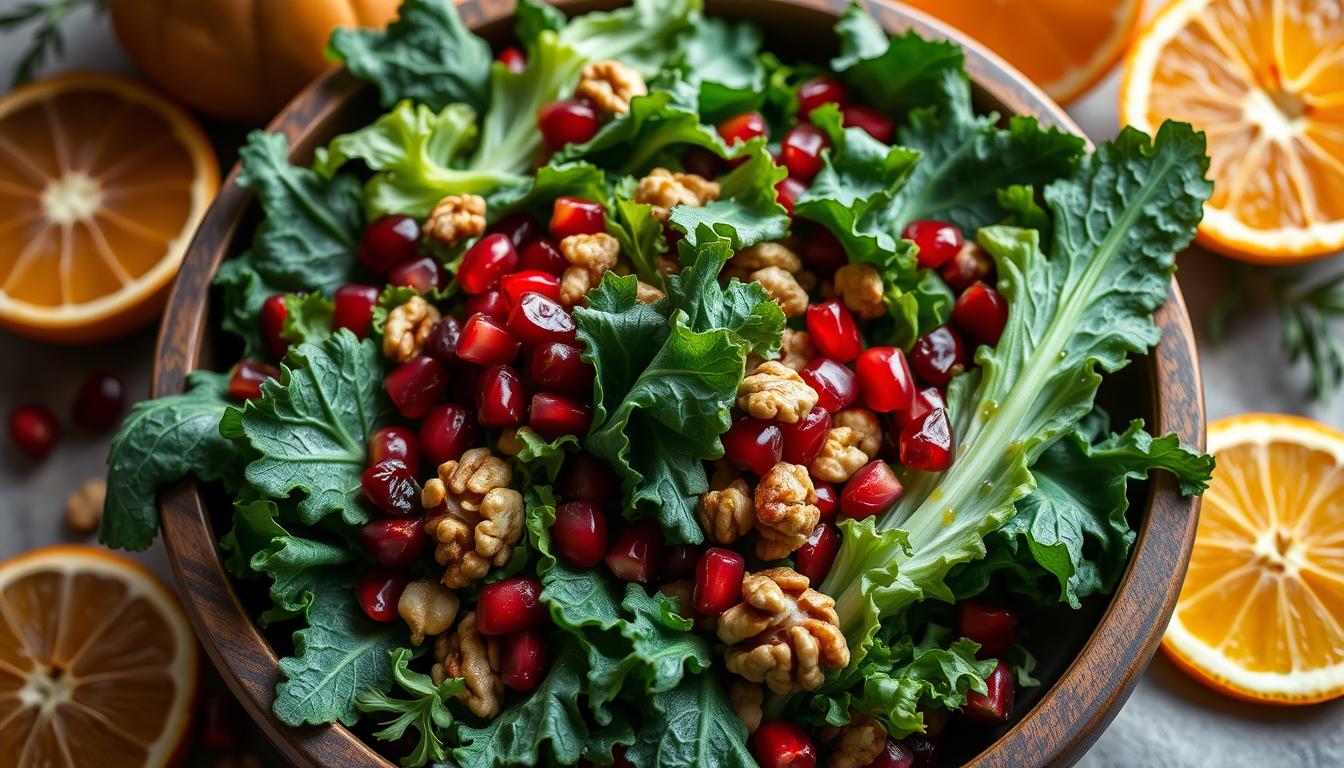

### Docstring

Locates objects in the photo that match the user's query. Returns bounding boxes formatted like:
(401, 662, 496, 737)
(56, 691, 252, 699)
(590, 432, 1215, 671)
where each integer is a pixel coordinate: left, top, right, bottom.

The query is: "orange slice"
(903, 0, 1142, 104)
(1120, 0, 1344, 263)
(0, 546, 198, 765)
(1163, 414, 1344, 705)
(0, 73, 218, 342)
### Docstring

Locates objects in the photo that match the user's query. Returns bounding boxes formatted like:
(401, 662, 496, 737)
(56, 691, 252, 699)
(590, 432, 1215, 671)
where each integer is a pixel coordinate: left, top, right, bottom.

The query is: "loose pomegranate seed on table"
(538, 98, 600, 151)
(793, 523, 840, 585)
(781, 123, 830, 182)
(384, 356, 449, 418)
(359, 518, 426, 568)
(604, 518, 665, 583)
(419, 403, 478, 466)
(941, 241, 995, 291)
(529, 393, 593, 440)
(476, 364, 526, 428)
(551, 500, 609, 568)
(464, 289, 509, 321)
(900, 407, 955, 473)
(774, 176, 807, 216)
(549, 196, 606, 239)
(477, 577, 548, 635)
(752, 721, 817, 768)
(659, 544, 704, 581)
(800, 358, 858, 413)
(693, 547, 746, 615)
(806, 300, 863, 362)
(964, 660, 1014, 725)
(501, 270, 563, 305)
(8, 404, 58, 460)
(902, 219, 964, 269)
(530, 341, 595, 398)
(356, 568, 408, 623)
(456, 312, 521, 367)
(797, 75, 850, 114)
(260, 293, 289, 359)
(866, 739, 914, 768)
(500, 628, 549, 692)
(369, 425, 421, 469)
(842, 104, 894, 144)
(360, 459, 421, 516)
(780, 405, 832, 466)
(458, 233, 519, 294)
(519, 239, 567, 275)
(388, 255, 448, 293)
(854, 346, 916, 413)
(909, 325, 967, 387)
(332, 284, 380, 338)
(497, 46, 527, 74)
(70, 371, 124, 432)
(508, 292, 577, 346)
(423, 314, 463, 365)
(960, 600, 1018, 658)
(560, 452, 619, 504)
(358, 214, 420, 274)
(228, 359, 278, 401)
(952, 281, 1009, 346)
(721, 416, 784, 475)
(841, 460, 904, 519)
(813, 480, 838, 523)
(716, 111, 768, 146)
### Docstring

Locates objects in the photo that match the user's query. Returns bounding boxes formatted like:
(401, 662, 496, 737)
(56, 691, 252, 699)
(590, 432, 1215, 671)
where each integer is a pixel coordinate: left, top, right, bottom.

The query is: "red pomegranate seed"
(900, 407, 954, 472)
(457, 313, 521, 367)
(774, 176, 807, 216)
(694, 547, 746, 615)
(384, 356, 449, 418)
(604, 519, 664, 583)
(501, 270, 563, 305)
(357, 567, 408, 622)
(360, 518, 426, 568)
(660, 544, 704, 581)
(464, 290, 509, 321)
(497, 46, 527, 74)
(332, 284, 380, 339)
(716, 111, 768, 146)
(560, 453, 618, 504)
(906, 735, 938, 768)
(458, 233, 519, 294)
(797, 75, 850, 114)
(228, 359, 279, 401)
(806, 301, 862, 362)
(840, 460, 903, 519)
(682, 147, 724, 179)
(71, 371, 124, 431)
(477, 364, 526, 428)
(477, 577, 548, 635)
(519, 239, 567, 275)
(538, 98, 600, 151)
(800, 358, 858, 413)
(424, 315, 462, 366)
(508, 292, 576, 346)
(866, 739, 914, 768)
(530, 393, 592, 440)
(941, 242, 995, 292)
(8, 404, 58, 460)
(530, 342, 595, 398)
(260, 294, 289, 359)
(781, 124, 829, 182)
(780, 406, 831, 466)
(388, 255, 448, 293)
(500, 628, 549, 692)
(964, 661, 1014, 724)
(359, 214, 420, 274)
(894, 387, 947, 432)
(549, 196, 606, 239)
(813, 481, 838, 523)
(854, 346, 916, 413)
(721, 417, 784, 475)
(419, 403, 478, 466)
(902, 219, 964, 269)
(488, 212, 541, 250)
(909, 325, 967, 387)
(794, 523, 840, 585)
(369, 425, 421, 470)
(952, 281, 1009, 346)
(842, 104, 894, 144)
(197, 691, 243, 750)
(752, 721, 817, 768)
(360, 459, 420, 516)
(801, 226, 848, 275)
(960, 600, 1018, 658)
(552, 500, 609, 568)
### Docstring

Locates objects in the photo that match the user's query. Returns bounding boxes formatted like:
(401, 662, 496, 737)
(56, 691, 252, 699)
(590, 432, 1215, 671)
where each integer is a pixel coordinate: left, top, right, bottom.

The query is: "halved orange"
(1164, 414, 1344, 705)
(0, 73, 218, 343)
(0, 546, 198, 765)
(1121, 0, 1344, 263)
(903, 0, 1142, 105)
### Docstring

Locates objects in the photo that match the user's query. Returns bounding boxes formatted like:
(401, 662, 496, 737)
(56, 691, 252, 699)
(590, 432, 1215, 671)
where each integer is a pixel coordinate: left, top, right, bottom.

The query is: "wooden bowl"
(154, 1, 1206, 765)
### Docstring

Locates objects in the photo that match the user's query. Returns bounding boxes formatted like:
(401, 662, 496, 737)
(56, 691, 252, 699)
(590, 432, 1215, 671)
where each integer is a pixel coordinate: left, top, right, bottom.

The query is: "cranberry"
(538, 98, 600, 151)
(813, 481, 838, 523)
(716, 111, 768, 146)
(197, 691, 243, 750)
(694, 548, 745, 615)
(388, 256, 448, 293)
(800, 358, 858, 413)
(805, 301, 862, 362)
(359, 215, 420, 274)
(464, 290, 509, 321)
(774, 176, 807, 216)
(682, 147, 724, 179)
(501, 270, 562, 305)
(721, 417, 783, 475)
(550, 500, 609, 568)
(508, 292, 576, 346)
(842, 104, 894, 144)
(752, 721, 816, 768)
(780, 406, 831, 465)
(477, 365, 526, 428)
(360, 518, 426, 568)
(458, 233, 519, 294)
(360, 459, 420, 516)
(941, 242, 995, 292)
(854, 346, 916, 413)
(530, 393, 592, 440)
(489, 212, 541, 250)
(604, 518, 664, 583)
(332, 284, 380, 339)
(781, 124, 829, 182)
(530, 342, 595, 398)
(660, 544, 704, 581)
(865, 739, 914, 768)
(797, 76, 850, 114)
(560, 453, 618, 504)
(357, 567, 408, 622)
(902, 219, 964, 269)
(801, 227, 848, 275)
(457, 313, 521, 367)
(964, 661, 1014, 725)
(909, 325, 967, 387)
(260, 294, 289, 359)
(424, 315, 463, 365)
(500, 628, 549, 692)
(369, 425, 421, 469)
(497, 46, 527, 74)
(960, 600, 1018, 658)
(69, 371, 125, 432)
(794, 523, 840, 585)
(384, 356, 448, 418)
(840, 460, 903, 519)
(228, 359, 279, 401)
(477, 577, 547, 635)
(8, 404, 58, 460)
(419, 403, 478, 466)
(900, 407, 954, 472)
(549, 196, 606, 239)
(519, 239, 567, 275)
(952, 281, 1009, 346)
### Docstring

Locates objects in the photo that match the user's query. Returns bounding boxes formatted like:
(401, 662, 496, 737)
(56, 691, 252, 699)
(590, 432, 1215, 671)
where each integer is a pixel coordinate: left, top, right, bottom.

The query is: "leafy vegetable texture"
(357, 648, 465, 768)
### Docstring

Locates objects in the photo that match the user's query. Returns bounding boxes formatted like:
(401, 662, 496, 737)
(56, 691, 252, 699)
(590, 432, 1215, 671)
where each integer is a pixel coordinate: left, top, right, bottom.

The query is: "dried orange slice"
(1164, 414, 1344, 705)
(0, 546, 198, 765)
(1120, 0, 1344, 263)
(903, 0, 1142, 104)
(0, 73, 218, 342)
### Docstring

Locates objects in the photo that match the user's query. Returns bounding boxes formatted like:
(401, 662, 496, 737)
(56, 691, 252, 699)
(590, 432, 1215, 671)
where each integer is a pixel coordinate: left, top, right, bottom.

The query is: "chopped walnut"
(698, 478, 754, 544)
(751, 266, 810, 318)
(753, 463, 820, 560)
(810, 427, 869, 483)
(738, 361, 819, 424)
(834, 408, 881, 458)
(475, 488, 524, 563)
(730, 242, 803, 276)
(834, 263, 886, 320)
(382, 296, 442, 362)
(559, 267, 593, 306)
(431, 447, 512, 511)
(635, 168, 720, 222)
(729, 679, 764, 734)
(826, 712, 887, 768)
(574, 59, 647, 115)
(423, 450, 521, 587)
(637, 281, 665, 303)
(719, 568, 850, 693)
(559, 233, 621, 305)
(779, 328, 815, 371)
(425, 194, 486, 246)
(398, 579, 460, 646)
(65, 478, 105, 534)
(432, 612, 503, 718)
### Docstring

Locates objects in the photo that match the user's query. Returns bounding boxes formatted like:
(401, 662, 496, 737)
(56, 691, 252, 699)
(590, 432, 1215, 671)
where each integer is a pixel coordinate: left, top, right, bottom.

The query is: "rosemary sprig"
(0, 0, 106, 88)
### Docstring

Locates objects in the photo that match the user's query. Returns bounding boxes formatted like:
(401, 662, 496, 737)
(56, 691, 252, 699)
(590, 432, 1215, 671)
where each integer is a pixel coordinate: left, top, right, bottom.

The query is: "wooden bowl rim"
(153, 1, 1206, 766)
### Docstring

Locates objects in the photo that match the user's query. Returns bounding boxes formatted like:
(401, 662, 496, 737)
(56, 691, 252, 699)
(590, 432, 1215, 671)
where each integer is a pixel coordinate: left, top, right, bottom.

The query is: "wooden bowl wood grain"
(153, 1, 1206, 765)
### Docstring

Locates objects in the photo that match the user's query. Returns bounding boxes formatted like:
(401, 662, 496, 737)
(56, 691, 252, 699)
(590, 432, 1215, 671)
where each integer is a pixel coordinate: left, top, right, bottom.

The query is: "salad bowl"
(148, 0, 1206, 766)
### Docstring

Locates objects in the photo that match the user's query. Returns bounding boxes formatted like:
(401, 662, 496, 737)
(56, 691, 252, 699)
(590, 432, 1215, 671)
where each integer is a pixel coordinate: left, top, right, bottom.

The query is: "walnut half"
(719, 568, 850, 693)
(382, 296, 441, 362)
(432, 612, 503, 718)
(753, 462, 820, 560)
(738, 361, 819, 424)
(423, 449, 523, 587)
(825, 712, 888, 768)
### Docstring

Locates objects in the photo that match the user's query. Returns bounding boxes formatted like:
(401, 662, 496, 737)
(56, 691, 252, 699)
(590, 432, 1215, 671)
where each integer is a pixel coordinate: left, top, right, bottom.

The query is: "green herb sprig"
(0, 0, 105, 88)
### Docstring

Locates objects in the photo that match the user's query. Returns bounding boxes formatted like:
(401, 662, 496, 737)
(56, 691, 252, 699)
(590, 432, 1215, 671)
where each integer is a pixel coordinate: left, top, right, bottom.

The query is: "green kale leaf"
(668, 140, 789, 250)
(830, 4, 965, 114)
(627, 671, 756, 768)
(282, 292, 335, 346)
(356, 648, 465, 768)
(215, 251, 285, 359)
(668, 17, 766, 122)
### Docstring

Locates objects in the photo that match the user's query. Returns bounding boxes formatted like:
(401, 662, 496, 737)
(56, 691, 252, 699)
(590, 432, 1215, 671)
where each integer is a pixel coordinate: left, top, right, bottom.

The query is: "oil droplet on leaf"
(942, 507, 956, 525)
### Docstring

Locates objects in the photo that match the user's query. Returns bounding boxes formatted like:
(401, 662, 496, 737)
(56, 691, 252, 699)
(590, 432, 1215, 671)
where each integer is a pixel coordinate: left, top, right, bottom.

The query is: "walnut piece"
(826, 712, 887, 768)
(810, 427, 869, 483)
(559, 233, 621, 305)
(423, 450, 522, 587)
(435, 447, 512, 511)
(382, 296, 442, 362)
(751, 266, 810, 318)
(738, 361, 819, 424)
(730, 242, 802, 276)
(65, 478, 106, 534)
(834, 263, 886, 320)
(719, 568, 850, 693)
(698, 478, 755, 544)
(779, 328, 815, 371)
(575, 59, 647, 115)
(432, 612, 503, 718)
(398, 579, 460, 646)
(637, 281, 666, 303)
(635, 167, 720, 222)
(729, 679, 764, 734)
(834, 408, 881, 458)
(425, 194, 486, 246)
(753, 463, 820, 560)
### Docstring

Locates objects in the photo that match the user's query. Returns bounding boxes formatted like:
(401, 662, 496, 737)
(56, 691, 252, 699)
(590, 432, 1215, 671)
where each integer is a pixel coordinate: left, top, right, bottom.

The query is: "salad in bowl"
(102, 0, 1216, 766)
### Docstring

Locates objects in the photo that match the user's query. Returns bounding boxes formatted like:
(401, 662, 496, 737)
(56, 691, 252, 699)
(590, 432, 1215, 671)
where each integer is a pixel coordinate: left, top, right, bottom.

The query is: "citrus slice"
(1120, 0, 1344, 263)
(903, 0, 1142, 104)
(0, 73, 218, 342)
(0, 545, 198, 765)
(1163, 414, 1344, 704)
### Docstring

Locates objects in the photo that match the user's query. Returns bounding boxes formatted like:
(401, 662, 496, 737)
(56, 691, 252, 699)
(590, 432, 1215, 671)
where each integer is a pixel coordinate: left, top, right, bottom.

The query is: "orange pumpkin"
(108, 0, 401, 123)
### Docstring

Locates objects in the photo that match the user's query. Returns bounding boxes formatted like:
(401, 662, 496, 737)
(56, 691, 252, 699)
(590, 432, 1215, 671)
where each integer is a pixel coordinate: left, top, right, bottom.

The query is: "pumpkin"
(108, 0, 401, 123)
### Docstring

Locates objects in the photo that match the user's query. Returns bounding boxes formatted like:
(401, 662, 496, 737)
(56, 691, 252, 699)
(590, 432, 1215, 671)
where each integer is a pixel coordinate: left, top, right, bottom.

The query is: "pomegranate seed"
(960, 600, 1018, 658)
(780, 406, 831, 465)
(952, 281, 1009, 346)
(781, 124, 829, 182)
(560, 453, 618, 504)
(501, 270, 563, 305)
(457, 313, 521, 366)
(682, 147, 724, 179)
(359, 215, 420, 274)
(332, 284, 380, 338)
(538, 98, 600, 151)
(260, 294, 289, 359)
(424, 315, 463, 366)
(360, 518, 426, 568)
(388, 255, 448, 293)
(900, 407, 954, 472)
(384, 356, 449, 418)
(369, 425, 421, 469)
(854, 346, 916, 413)
(497, 46, 527, 74)
(197, 691, 243, 750)
(964, 661, 1014, 724)
(604, 518, 664, 583)
(797, 76, 850, 114)
(716, 111, 768, 146)
(508, 292, 576, 346)
(941, 242, 995, 291)
(519, 239, 567, 275)
(465, 290, 509, 321)
(902, 219, 964, 269)
(752, 721, 817, 768)
(71, 371, 124, 431)
(360, 459, 420, 516)
(906, 735, 938, 768)
(448, 365, 483, 407)
(842, 104, 894, 144)
(549, 196, 606, 239)
(801, 227, 848, 275)
(530, 393, 592, 440)
(552, 500, 609, 568)
(530, 342, 595, 398)
(419, 403, 479, 466)
(806, 301, 862, 362)
(477, 365, 526, 427)
(721, 417, 783, 475)
(8, 404, 58, 460)
(840, 460, 903, 519)
(458, 233, 519, 294)
(813, 481, 838, 523)
(477, 577, 548, 635)
(893, 387, 946, 433)
(794, 523, 840, 585)
(660, 544, 704, 581)
(500, 628, 549, 692)
(357, 567, 408, 622)
(909, 325, 967, 387)
(228, 359, 279, 401)
(489, 212, 541, 250)
(694, 547, 745, 615)
(865, 739, 914, 768)
(800, 358, 858, 413)
(774, 176, 807, 216)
